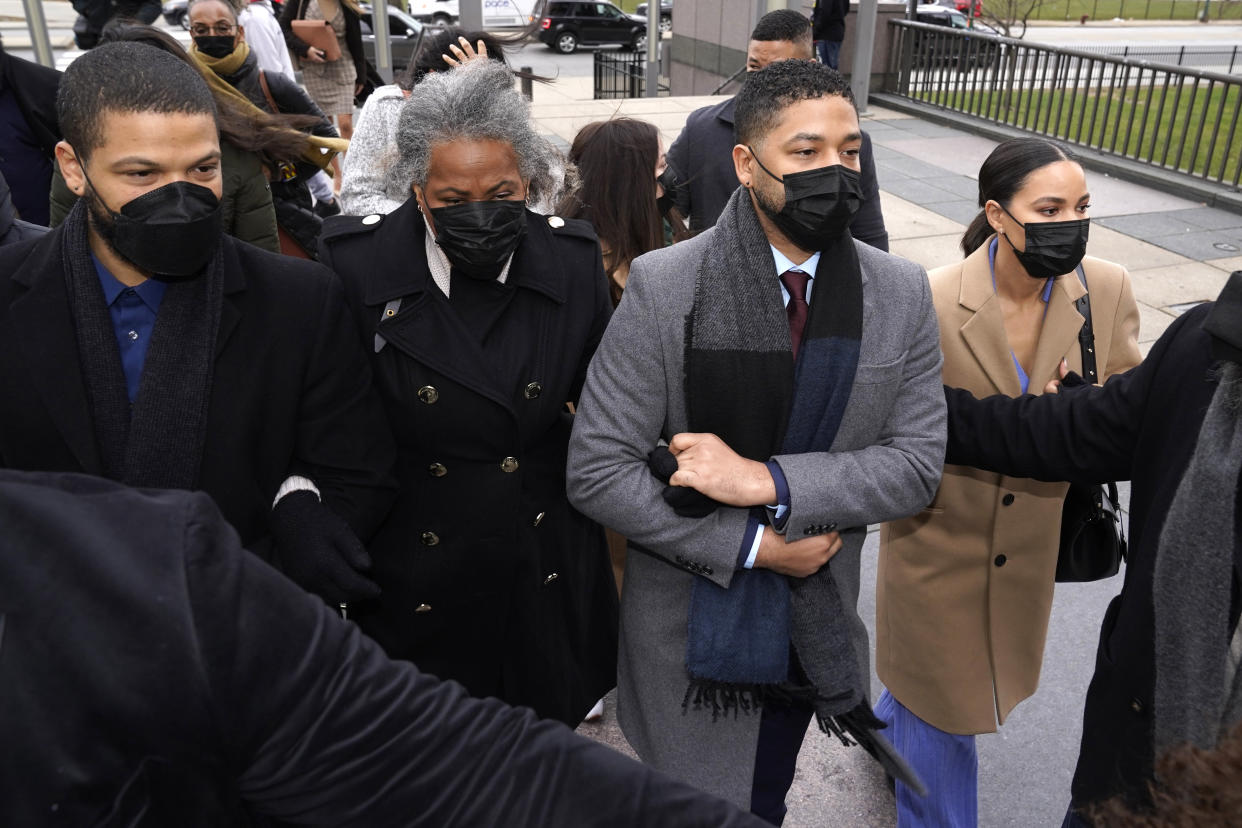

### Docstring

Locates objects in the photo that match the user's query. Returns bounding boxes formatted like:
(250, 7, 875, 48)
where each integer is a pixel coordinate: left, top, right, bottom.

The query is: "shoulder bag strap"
(1074, 264, 1098, 385)
(257, 70, 280, 114)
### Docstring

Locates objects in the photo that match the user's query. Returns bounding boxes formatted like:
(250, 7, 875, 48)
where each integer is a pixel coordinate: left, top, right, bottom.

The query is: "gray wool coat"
(567, 225, 948, 807)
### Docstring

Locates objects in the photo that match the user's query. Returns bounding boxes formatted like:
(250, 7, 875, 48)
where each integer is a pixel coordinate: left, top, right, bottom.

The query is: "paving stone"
(881, 177, 963, 205)
(1170, 206, 1242, 231)
(1136, 302, 1179, 345)
(891, 234, 966, 271)
(1127, 261, 1233, 308)
(1097, 212, 1206, 238)
(880, 193, 968, 241)
(1085, 225, 1189, 271)
(1144, 229, 1242, 261)
(927, 198, 984, 227)
(875, 155, 945, 179)
(922, 174, 981, 200)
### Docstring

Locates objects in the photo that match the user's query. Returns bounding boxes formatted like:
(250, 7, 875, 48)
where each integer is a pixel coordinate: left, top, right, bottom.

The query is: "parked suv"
(538, 1, 646, 54)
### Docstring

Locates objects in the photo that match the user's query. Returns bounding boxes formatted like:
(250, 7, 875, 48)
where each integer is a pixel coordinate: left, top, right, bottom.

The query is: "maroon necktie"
(780, 268, 811, 360)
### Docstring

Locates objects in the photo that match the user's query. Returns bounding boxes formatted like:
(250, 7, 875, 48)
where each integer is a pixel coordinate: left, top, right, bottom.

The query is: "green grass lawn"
(912, 77, 1241, 182)
(1031, 0, 1242, 20)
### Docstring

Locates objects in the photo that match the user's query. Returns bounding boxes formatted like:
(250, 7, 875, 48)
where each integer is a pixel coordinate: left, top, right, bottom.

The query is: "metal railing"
(1075, 43, 1239, 74)
(593, 50, 669, 99)
(884, 20, 1242, 187)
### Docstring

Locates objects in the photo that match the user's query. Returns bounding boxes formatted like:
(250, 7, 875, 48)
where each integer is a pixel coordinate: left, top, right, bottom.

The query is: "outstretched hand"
(666, 432, 777, 508)
(443, 36, 489, 68)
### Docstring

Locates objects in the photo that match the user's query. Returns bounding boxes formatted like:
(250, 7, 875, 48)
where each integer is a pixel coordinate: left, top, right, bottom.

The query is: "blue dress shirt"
(93, 255, 166, 403)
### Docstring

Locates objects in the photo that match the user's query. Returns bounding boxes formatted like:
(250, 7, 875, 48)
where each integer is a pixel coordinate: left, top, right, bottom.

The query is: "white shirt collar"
(770, 245, 820, 279)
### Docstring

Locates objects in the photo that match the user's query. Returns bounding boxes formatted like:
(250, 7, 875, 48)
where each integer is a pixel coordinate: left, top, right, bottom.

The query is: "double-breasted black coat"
(945, 301, 1242, 812)
(0, 227, 396, 551)
(320, 200, 619, 725)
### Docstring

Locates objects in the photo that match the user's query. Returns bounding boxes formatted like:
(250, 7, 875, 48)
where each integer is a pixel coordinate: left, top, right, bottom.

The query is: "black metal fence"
(592, 51, 668, 99)
(1075, 43, 1239, 74)
(884, 19, 1242, 187)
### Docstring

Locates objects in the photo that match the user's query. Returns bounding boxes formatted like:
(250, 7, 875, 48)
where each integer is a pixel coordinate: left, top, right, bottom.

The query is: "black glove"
(270, 491, 381, 605)
(647, 445, 721, 518)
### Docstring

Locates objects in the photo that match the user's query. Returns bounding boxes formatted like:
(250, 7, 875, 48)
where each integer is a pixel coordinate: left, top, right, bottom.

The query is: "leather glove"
(647, 445, 721, 518)
(270, 491, 381, 605)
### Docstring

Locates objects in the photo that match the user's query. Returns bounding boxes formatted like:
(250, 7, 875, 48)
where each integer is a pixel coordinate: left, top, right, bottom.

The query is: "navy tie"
(780, 268, 810, 360)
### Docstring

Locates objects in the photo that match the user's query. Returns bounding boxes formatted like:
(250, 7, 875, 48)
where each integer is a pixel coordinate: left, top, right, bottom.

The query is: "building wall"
(669, 0, 909, 97)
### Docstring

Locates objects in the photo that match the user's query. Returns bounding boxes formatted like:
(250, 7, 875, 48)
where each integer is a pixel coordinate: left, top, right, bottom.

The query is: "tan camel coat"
(877, 238, 1141, 735)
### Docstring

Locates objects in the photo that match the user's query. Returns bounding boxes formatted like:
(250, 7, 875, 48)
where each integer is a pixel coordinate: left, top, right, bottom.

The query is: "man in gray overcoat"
(568, 60, 946, 824)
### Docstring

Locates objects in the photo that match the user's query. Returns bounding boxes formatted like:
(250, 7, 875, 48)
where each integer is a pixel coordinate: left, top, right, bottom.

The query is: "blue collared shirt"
(93, 255, 166, 403)
(734, 246, 817, 570)
(987, 237, 1054, 394)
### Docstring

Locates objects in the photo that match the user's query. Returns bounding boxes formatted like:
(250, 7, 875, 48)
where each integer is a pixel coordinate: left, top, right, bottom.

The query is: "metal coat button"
(533, 511, 546, 527)
(1002, 493, 1015, 506)
(524, 381, 542, 399)
(420, 531, 440, 546)
(501, 456, 519, 473)
(414, 603, 432, 613)
(1131, 698, 1144, 714)
(428, 462, 447, 477)
(543, 572, 559, 585)
(418, 385, 439, 404)
(994, 554, 1007, 567)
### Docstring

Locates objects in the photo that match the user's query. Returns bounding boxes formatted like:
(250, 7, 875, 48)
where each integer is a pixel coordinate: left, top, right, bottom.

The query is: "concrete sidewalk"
(542, 80, 1241, 826)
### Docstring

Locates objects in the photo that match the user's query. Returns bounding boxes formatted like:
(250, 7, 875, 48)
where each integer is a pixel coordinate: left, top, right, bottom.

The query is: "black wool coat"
(0, 469, 767, 827)
(665, 95, 889, 248)
(0, 228, 396, 551)
(945, 302, 1242, 813)
(320, 201, 619, 726)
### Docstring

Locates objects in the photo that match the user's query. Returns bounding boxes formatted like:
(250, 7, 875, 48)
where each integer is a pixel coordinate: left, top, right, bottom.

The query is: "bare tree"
(976, 0, 1052, 38)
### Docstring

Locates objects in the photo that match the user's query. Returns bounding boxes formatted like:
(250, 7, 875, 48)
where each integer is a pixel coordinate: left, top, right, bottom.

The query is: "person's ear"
(236, 23, 245, 45)
(732, 144, 755, 189)
(56, 141, 87, 197)
(413, 185, 435, 232)
(984, 199, 1006, 235)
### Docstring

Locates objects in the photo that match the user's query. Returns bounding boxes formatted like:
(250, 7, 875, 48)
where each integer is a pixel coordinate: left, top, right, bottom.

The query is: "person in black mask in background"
(319, 58, 619, 728)
(0, 42, 396, 608)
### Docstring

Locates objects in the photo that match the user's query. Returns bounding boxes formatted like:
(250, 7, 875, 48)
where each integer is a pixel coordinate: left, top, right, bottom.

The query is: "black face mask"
(428, 199, 527, 281)
(194, 35, 237, 59)
(655, 167, 683, 216)
(86, 176, 223, 282)
(1000, 204, 1090, 280)
(748, 148, 863, 251)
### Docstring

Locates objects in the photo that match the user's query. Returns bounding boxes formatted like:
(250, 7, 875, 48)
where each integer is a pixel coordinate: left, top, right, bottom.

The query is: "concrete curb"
(869, 92, 1242, 216)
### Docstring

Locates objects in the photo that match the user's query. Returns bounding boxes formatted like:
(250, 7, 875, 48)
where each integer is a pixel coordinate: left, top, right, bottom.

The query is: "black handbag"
(1055, 265, 1127, 582)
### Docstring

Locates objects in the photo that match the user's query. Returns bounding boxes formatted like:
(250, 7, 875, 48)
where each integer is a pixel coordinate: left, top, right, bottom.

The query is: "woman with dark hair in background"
(187, 0, 345, 256)
(557, 116, 687, 610)
(47, 22, 310, 253)
(875, 137, 1141, 826)
(560, 117, 687, 308)
(340, 29, 560, 216)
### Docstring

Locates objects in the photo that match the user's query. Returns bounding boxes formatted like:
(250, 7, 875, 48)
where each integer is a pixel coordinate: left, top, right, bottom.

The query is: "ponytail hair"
(961, 138, 1078, 256)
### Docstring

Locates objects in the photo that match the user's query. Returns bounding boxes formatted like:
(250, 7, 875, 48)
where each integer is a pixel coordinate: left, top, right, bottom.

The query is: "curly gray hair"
(396, 59, 558, 206)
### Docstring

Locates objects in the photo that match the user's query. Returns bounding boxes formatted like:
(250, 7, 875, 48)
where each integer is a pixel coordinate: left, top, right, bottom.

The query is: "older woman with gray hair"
(319, 58, 618, 726)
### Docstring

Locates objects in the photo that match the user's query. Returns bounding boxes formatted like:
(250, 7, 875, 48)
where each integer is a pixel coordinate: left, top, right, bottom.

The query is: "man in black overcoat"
(0, 42, 395, 604)
(664, 10, 887, 248)
(0, 467, 769, 827)
(944, 272, 1242, 823)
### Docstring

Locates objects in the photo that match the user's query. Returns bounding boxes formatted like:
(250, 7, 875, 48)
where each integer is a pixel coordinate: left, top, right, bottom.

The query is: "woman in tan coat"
(875, 138, 1141, 826)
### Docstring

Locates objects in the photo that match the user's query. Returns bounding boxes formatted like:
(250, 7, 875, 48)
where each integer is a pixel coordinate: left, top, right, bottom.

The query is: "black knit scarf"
(677, 187, 923, 792)
(61, 198, 223, 490)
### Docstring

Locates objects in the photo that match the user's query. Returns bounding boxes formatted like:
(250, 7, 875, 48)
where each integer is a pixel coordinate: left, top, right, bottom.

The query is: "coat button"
(533, 511, 546, 527)
(1002, 493, 1015, 506)
(428, 462, 447, 477)
(501, 456, 519, 473)
(994, 554, 1007, 567)
(414, 603, 432, 613)
(826, 522, 838, 532)
(418, 385, 439, 404)
(803, 527, 813, 536)
(543, 572, 559, 585)
(420, 531, 440, 546)
(1131, 698, 1144, 714)
(524, 381, 542, 399)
